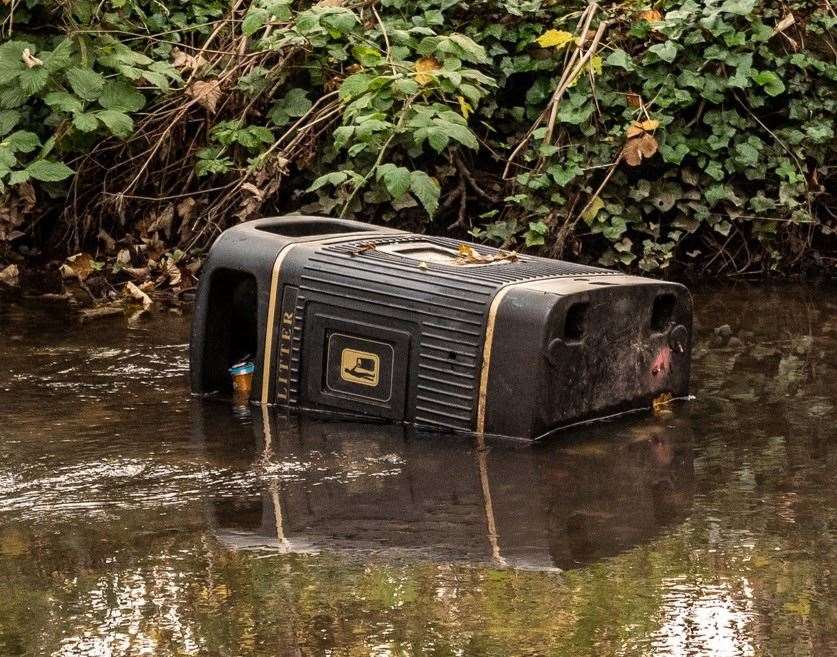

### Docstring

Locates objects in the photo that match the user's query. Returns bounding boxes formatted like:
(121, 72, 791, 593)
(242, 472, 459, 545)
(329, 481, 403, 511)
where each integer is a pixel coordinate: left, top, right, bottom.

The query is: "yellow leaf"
(638, 9, 663, 23)
(590, 55, 603, 75)
(535, 29, 574, 49)
(415, 57, 440, 85)
(457, 95, 473, 120)
(581, 196, 605, 223)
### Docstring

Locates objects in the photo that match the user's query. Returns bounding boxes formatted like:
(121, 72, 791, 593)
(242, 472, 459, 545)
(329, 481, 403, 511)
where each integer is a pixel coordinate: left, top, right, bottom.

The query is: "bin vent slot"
(201, 269, 258, 394)
(651, 294, 676, 332)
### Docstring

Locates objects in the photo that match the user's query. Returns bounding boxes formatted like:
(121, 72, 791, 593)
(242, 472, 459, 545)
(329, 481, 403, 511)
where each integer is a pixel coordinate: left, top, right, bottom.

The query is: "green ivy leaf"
(751, 70, 785, 96)
(605, 49, 634, 71)
(719, 0, 755, 15)
(646, 41, 678, 63)
(26, 159, 74, 182)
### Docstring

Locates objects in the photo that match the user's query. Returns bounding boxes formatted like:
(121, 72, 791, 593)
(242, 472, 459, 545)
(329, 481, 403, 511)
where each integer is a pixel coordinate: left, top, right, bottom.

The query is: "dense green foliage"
(0, 0, 834, 274)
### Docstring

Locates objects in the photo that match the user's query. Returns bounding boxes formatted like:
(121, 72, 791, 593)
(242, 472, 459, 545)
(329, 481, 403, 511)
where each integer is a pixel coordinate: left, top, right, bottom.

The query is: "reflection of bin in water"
(207, 409, 694, 570)
(190, 216, 693, 440)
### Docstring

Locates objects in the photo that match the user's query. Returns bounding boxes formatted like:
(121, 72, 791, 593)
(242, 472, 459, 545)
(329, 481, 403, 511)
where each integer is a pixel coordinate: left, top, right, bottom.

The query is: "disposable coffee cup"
(229, 361, 255, 404)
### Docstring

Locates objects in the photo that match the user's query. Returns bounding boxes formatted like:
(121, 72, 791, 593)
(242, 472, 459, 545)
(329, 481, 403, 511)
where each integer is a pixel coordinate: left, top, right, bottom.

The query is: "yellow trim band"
(261, 244, 296, 404)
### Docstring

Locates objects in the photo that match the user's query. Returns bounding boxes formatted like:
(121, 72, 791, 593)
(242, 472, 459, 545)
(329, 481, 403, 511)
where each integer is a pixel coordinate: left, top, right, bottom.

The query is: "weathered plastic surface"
(190, 216, 692, 440)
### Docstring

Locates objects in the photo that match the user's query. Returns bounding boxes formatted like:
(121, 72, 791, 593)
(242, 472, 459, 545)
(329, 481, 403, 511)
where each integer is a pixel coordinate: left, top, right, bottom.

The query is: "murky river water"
(0, 284, 834, 656)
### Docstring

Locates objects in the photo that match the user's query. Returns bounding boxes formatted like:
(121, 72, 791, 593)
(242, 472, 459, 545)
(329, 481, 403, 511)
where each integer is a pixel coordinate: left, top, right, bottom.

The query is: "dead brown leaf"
(626, 91, 643, 108)
(171, 47, 207, 73)
(125, 281, 153, 309)
(146, 205, 175, 238)
(350, 241, 377, 256)
(415, 57, 441, 85)
(626, 119, 659, 138)
(61, 253, 96, 282)
(97, 228, 116, 254)
(176, 197, 197, 221)
(456, 243, 519, 265)
(638, 9, 663, 23)
(186, 79, 222, 113)
(161, 258, 182, 287)
(622, 133, 658, 167)
(652, 392, 673, 415)
(21, 48, 43, 68)
(0, 264, 19, 286)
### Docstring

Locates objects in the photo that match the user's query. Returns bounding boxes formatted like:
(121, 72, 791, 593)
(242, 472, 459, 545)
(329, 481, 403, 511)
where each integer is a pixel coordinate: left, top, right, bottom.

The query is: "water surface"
(0, 284, 834, 656)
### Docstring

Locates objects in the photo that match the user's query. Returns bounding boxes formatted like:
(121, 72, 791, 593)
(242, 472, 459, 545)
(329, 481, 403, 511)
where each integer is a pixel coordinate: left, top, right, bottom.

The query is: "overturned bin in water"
(190, 216, 692, 440)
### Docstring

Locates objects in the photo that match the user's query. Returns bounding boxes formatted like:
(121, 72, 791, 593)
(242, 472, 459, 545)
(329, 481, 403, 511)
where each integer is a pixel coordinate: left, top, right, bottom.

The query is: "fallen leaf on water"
(125, 281, 153, 310)
(456, 243, 519, 265)
(0, 264, 19, 286)
(162, 258, 182, 287)
(186, 79, 222, 113)
(21, 48, 43, 68)
(652, 392, 673, 415)
(415, 58, 440, 85)
(535, 29, 574, 49)
(60, 253, 98, 282)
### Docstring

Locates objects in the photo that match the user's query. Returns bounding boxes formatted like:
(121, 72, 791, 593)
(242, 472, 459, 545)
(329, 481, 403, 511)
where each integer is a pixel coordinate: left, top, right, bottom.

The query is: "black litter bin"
(190, 216, 692, 440)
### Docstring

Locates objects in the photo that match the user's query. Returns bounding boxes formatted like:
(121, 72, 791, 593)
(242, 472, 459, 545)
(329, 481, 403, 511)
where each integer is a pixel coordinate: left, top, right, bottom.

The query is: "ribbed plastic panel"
(288, 235, 615, 430)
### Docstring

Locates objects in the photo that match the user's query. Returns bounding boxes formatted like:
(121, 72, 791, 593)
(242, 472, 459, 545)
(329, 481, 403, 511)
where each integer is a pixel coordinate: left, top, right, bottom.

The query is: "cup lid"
(229, 361, 255, 375)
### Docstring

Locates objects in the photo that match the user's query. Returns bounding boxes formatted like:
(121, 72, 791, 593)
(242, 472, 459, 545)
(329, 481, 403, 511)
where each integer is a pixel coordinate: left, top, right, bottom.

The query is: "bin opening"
(255, 217, 375, 238)
(201, 269, 258, 395)
(564, 302, 588, 341)
(651, 293, 676, 332)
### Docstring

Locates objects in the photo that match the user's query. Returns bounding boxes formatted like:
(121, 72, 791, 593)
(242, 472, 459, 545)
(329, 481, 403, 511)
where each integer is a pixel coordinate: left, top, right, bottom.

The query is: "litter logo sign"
(340, 349, 380, 387)
(325, 332, 395, 403)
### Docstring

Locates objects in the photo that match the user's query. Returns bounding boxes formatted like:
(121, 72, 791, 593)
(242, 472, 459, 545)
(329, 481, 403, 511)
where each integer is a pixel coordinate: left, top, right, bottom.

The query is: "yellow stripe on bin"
(261, 244, 297, 404)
